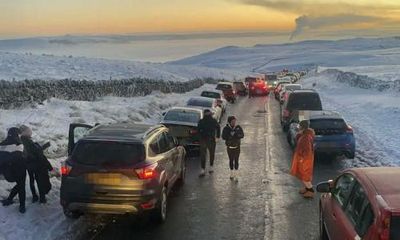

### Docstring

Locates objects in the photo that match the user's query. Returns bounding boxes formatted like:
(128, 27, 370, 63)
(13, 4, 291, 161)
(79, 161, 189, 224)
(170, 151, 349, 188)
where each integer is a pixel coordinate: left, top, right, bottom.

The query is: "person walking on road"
(20, 125, 53, 204)
(0, 127, 27, 213)
(197, 109, 220, 177)
(290, 120, 316, 199)
(222, 116, 244, 181)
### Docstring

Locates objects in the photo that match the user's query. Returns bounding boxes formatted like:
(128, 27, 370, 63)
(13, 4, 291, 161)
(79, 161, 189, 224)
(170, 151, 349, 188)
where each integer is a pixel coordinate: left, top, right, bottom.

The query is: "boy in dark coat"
(222, 116, 244, 181)
(0, 127, 27, 213)
(20, 125, 53, 204)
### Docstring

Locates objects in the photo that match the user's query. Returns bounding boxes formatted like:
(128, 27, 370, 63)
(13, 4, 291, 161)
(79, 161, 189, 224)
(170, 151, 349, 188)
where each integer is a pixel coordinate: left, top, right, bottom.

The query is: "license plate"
(85, 173, 121, 185)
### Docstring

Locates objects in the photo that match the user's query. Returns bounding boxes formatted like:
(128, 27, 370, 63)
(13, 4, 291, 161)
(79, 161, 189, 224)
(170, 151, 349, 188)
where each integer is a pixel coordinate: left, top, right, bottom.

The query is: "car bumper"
(315, 144, 355, 156)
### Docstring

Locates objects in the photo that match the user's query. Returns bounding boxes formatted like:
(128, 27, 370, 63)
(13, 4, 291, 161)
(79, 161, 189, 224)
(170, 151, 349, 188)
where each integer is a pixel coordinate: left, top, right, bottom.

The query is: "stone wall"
(0, 78, 219, 109)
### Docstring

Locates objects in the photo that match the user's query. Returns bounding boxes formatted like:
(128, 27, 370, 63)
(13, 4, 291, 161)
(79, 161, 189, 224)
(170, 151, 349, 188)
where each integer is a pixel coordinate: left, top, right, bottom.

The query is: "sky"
(0, 0, 400, 39)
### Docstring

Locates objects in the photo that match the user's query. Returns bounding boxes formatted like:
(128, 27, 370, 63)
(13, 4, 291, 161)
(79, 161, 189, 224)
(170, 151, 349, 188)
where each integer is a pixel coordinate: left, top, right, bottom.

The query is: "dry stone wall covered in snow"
(0, 78, 219, 109)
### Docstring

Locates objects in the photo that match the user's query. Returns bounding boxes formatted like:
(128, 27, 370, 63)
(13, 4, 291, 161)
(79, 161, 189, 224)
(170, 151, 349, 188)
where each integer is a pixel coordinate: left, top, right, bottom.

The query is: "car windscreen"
(287, 93, 322, 110)
(72, 141, 145, 167)
(164, 110, 201, 123)
(201, 91, 220, 99)
(216, 84, 233, 91)
(187, 98, 213, 108)
(391, 216, 400, 240)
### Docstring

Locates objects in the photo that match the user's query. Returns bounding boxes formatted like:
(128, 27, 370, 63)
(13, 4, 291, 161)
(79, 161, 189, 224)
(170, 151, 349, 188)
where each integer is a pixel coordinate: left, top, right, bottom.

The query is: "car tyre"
(152, 187, 168, 224)
(319, 206, 329, 240)
(63, 207, 82, 219)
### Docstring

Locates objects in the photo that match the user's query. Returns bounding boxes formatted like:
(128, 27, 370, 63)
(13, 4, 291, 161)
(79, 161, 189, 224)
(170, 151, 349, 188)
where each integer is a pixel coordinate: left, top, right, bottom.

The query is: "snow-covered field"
(0, 84, 218, 240)
(318, 65, 400, 82)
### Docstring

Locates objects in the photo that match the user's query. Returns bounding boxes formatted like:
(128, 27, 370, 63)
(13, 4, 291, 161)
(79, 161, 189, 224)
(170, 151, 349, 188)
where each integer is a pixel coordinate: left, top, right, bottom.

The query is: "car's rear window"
(391, 216, 400, 239)
(287, 93, 322, 110)
(216, 84, 233, 90)
(310, 119, 346, 130)
(164, 110, 201, 123)
(201, 91, 220, 99)
(72, 141, 145, 167)
(187, 98, 213, 108)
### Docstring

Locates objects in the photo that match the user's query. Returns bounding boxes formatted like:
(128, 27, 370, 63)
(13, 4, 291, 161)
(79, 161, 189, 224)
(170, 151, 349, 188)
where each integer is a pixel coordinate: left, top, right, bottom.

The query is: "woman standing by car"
(290, 120, 315, 199)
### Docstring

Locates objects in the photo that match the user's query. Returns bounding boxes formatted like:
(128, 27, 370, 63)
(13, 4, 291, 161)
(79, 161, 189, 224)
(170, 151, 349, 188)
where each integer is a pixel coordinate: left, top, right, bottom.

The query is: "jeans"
(7, 174, 26, 207)
(28, 170, 38, 198)
(227, 147, 240, 170)
(200, 139, 216, 169)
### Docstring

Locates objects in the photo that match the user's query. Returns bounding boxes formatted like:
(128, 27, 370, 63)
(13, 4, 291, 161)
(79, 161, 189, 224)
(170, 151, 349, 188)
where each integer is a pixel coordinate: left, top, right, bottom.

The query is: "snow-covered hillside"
(172, 37, 400, 73)
(0, 51, 245, 81)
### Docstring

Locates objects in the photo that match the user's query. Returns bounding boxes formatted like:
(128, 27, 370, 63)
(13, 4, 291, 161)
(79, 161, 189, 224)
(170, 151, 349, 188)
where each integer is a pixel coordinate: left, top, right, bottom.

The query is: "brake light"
(346, 125, 353, 133)
(135, 164, 158, 180)
(190, 129, 198, 135)
(251, 87, 255, 90)
(379, 217, 391, 240)
(283, 109, 290, 117)
(61, 161, 72, 176)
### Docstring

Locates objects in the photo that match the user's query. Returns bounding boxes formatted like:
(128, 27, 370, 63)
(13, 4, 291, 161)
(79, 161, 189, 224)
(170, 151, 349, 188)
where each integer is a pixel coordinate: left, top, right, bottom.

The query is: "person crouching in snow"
(290, 120, 316, 199)
(20, 125, 53, 204)
(222, 116, 244, 181)
(0, 127, 27, 213)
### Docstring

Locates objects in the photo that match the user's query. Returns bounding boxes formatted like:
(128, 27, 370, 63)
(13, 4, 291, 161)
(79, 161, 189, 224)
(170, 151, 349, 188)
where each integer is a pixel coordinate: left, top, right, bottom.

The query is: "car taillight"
(190, 129, 198, 135)
(283, 109, 290, 117)
(251, 87, 255, 90)
(346, 125, 353, 133)
(135, 164, 158, 180)
(379, 217, 391, 240)
(61, 161, 72, 176)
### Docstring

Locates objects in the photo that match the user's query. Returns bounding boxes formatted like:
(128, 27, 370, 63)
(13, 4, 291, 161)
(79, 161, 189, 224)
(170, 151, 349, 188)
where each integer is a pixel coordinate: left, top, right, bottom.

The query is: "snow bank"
(302, 70, 400, 167)
(0, 84, 216, 240)
(0, 51, 244, 82)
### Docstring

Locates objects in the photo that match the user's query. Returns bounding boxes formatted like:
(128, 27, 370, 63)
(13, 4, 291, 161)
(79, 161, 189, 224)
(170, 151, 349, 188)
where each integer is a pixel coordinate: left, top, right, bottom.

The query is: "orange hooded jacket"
(290, 128, 315, 182)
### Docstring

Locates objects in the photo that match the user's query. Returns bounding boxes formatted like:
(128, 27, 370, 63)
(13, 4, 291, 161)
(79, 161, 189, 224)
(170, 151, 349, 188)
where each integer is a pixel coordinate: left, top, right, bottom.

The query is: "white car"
(186, 97, 223, 123)
(279, 84, 302, 103)
(200, 90, 227, 113)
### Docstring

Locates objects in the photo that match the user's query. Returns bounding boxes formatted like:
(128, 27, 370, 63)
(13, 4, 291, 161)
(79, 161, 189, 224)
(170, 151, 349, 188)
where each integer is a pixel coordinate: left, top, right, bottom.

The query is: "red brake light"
(379, 217, 391, 240)
(135, 164, 158, 180)
(61, 161, 72, 176)
(346, 125, 353, 133)
(190, 129, 198, 135)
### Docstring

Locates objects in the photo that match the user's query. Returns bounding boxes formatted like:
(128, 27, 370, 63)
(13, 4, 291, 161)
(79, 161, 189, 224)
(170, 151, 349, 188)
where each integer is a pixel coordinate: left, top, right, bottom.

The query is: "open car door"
(68, 123, 94, 156)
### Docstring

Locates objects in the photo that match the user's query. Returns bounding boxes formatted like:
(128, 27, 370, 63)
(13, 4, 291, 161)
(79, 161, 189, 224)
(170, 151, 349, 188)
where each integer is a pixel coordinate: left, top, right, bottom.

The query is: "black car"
(60, 123, 186, 223)
(280, 90, 323, 131)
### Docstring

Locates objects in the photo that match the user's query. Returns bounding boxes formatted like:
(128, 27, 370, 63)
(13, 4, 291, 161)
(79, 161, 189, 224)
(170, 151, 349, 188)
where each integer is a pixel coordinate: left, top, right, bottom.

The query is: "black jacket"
(0, 139, 26, 182)
(222, 124, 244, 148)
(198, 115, 221, 140)
(21, 136, 53, 172)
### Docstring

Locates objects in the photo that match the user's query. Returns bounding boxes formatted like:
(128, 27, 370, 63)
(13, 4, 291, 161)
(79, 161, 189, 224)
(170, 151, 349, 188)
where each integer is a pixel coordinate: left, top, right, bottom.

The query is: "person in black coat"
(20, 125, 53, 204)
(222, 116, 244, 181)
(197, 109, 221, 177)
(0, 127, 27, 213)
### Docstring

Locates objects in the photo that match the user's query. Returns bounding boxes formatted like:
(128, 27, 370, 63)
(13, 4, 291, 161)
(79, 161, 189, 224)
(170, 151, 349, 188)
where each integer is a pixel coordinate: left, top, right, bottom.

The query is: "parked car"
(279, 84, 302, 104)
(161, 107, 203, 153)
(186, 97, 223, 122)
(248, 78, 269, 97)
(200, 90, 227, 113)
(274, 81, 291, 100)
(280, 89, 322, 131)
(317, 167, 400, 240)
(60, 123, 186, 223)
(216, 82, 236, 103)
(233, 81, 247, 96)
(287, 110, 355, 159)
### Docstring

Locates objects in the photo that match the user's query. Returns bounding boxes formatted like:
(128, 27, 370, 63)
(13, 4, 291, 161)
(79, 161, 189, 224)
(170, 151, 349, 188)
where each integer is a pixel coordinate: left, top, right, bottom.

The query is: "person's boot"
(1, 199, 14, 206)
(39, 196, 47, 204)
(230, 170, 234, 180)
(32, 195, 39, 203)
(209, 166, 214, 174)
(19, 205, 26, 214)
(198, 169, 206, 178)
(234, 170, 239, 182)
(303, 188, 315, 199)
(299, 187, 307, 194)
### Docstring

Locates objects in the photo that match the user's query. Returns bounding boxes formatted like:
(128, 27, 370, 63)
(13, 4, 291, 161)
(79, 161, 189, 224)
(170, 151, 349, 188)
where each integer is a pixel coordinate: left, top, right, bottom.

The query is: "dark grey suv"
(60, 123, 186, 223)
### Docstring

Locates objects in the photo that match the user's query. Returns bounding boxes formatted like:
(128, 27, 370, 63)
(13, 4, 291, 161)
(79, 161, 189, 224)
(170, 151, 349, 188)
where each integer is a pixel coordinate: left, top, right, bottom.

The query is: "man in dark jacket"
(20, 125, 53, 204)
(197, 109, 220, 177)
(222, 116, 244, 181)
(0, 127, 27, 213)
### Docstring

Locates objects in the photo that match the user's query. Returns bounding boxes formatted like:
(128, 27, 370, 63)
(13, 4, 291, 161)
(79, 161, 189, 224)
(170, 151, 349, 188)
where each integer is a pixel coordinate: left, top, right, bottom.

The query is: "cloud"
(290, 14, 384, 39)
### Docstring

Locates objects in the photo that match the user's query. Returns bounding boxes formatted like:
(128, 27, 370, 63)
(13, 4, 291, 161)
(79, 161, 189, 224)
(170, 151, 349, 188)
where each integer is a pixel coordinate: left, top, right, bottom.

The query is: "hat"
(227, 116, 236, 124)
(7, 127, 21, 138)
(204, 109, 212, 115)
(299, 120, 310, 129)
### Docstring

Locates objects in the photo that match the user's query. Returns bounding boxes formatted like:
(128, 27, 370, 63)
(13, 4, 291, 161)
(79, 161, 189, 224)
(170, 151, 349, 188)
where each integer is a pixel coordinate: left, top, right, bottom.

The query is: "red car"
(317, 167, 400, 240)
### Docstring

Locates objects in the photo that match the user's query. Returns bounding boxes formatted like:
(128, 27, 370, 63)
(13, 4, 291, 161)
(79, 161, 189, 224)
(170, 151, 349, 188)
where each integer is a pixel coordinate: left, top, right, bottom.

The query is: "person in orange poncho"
(290, 120, 316, 199)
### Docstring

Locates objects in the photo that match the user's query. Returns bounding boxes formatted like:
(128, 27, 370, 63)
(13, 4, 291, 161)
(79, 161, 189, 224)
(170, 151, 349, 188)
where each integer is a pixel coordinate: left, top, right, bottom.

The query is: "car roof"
(187, 96, 215, 103)
(351, 167, 400, 210)
(284, 84, 302, 88)
(166, 106, 203, 113)
(82, 123, 163, 143)
(201, 90, 221, 94)
(299, 110, 343, 120)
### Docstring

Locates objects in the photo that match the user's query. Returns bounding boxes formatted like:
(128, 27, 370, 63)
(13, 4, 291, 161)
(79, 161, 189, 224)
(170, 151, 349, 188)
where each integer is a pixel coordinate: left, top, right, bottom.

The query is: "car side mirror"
(316, 180, 333, 193)
(162, 112, 166, 116)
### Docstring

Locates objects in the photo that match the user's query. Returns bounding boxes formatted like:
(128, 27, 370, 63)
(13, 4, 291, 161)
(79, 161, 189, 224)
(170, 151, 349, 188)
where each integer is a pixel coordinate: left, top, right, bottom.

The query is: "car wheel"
(319, 206, 329, 240)
(63, 207, 82, 219)
(152, 187, 168, 224)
